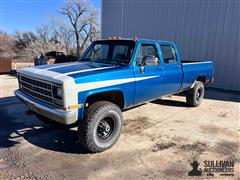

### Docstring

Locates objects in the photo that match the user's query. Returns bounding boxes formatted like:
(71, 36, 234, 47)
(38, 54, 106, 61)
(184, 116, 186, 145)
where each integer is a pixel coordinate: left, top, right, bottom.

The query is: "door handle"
(176, 65, 181, 69)
(158, 67, 165, 70)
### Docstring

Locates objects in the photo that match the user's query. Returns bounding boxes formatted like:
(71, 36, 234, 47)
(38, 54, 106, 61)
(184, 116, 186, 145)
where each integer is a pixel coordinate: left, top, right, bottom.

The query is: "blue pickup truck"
(15, 39, 213, 152)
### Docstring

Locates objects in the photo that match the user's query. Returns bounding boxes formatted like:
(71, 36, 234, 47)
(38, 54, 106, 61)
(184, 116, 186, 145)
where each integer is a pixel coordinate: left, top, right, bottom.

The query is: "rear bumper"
(14, 90, 77, 125)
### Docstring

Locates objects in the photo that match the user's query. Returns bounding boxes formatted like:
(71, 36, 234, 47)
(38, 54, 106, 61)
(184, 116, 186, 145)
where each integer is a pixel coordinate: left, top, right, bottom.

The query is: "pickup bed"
(15, 38, 213, 152)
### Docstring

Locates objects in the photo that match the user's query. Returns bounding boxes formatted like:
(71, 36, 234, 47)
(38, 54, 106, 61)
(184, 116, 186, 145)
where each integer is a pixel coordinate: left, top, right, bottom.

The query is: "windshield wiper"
(95, 60, 117, 65)
(100, 61, 127, 66)
(114, 61, 128, 66)
(79, 58, 93, 62)
(80, 59, 128, 66)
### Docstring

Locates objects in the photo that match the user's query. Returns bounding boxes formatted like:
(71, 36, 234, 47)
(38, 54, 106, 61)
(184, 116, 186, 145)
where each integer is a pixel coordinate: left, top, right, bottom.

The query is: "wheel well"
(197, 76, 206, 83)
(85, 91, 124, 109)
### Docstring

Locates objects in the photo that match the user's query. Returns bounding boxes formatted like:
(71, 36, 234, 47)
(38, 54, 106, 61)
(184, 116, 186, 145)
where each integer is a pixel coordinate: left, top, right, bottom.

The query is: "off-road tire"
(78, 101, 123, 153)
(186, 81, 205, 107)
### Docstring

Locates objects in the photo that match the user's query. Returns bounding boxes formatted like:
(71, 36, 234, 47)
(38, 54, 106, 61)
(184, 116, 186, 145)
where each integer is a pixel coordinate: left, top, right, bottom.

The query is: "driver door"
(133, 43, 165, 105)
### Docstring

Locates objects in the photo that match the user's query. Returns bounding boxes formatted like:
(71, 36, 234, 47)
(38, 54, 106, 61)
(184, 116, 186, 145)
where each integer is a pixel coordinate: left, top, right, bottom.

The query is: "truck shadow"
(205, 87, 240, 102)
(150, 99, 189, 107)
(150, 88, 240, 107)
(23, 128, 90, 154)
(0, 96, 90, 154)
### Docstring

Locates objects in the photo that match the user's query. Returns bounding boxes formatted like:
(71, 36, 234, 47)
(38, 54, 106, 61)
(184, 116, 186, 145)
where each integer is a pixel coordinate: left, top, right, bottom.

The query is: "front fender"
(76, 83, 135, 121)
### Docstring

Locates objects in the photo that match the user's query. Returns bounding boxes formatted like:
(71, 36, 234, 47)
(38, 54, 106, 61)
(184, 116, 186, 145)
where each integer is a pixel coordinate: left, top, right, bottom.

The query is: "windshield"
(79, 40, 135, 65)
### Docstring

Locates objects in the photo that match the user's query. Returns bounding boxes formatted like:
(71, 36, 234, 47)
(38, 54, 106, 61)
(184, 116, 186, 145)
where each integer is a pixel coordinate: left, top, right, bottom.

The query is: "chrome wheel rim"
(196, 87, 203, 101)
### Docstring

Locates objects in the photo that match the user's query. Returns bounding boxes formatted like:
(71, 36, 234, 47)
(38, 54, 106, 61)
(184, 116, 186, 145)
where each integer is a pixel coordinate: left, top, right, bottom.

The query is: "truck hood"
(18, 62, 121, 83)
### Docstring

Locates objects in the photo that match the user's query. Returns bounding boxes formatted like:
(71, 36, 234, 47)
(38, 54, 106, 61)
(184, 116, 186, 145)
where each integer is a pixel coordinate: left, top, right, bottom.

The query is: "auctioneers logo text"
(188, 160, 234, 177)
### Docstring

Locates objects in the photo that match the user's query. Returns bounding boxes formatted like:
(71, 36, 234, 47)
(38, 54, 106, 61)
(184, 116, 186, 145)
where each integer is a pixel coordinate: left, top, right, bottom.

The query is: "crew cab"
(15, 39, 213, 152)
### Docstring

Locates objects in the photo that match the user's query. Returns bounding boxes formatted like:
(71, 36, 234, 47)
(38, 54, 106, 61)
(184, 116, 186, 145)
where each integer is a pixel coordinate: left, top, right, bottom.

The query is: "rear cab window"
(160, 45, 178, 64)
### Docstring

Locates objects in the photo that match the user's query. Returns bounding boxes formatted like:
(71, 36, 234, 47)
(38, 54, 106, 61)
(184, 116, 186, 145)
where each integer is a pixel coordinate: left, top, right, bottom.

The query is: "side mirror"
(145, 56, 159, 66)
(136, 57, 145, 73)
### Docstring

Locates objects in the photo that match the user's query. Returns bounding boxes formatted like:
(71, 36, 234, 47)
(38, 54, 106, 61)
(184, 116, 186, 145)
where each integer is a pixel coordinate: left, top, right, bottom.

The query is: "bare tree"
(26, 25, 66, 60)
(0, 31, 16, 58)
(50, 18, 76, 55)
(13, 30, 37, 61)
(60, 0, 100, 57)
(23, 38, 65, 61)
(13, 25, 66, 62)
(14, 31, 37, 48)
(1, 0, 100, 62)
(80, 8, 100, 50)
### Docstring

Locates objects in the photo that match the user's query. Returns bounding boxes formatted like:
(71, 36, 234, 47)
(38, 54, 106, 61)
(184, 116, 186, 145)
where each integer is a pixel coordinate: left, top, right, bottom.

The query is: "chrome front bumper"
(14, 90, 77, 125)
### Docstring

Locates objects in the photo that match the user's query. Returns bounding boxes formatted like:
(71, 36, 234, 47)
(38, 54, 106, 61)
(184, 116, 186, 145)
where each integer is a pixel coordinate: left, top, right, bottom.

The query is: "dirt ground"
(0, 74, 239, 180)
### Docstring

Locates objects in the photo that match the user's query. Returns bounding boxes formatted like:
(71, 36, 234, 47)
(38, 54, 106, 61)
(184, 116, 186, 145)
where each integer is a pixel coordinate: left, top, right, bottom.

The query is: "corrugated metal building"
(102, 0, 240, 91)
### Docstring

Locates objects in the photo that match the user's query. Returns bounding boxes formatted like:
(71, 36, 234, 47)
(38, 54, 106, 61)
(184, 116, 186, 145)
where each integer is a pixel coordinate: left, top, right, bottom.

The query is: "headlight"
(53, 86, 63, 99)
(56, 87, 63, 98)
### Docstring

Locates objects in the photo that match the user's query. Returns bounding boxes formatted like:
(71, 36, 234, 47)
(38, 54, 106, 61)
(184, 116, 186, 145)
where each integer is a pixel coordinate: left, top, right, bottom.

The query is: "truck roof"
(97, 38, 174, 45)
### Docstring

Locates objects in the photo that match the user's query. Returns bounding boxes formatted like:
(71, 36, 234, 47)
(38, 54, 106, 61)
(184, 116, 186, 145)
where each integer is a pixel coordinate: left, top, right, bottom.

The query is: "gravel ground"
(0, 74, 239, 179)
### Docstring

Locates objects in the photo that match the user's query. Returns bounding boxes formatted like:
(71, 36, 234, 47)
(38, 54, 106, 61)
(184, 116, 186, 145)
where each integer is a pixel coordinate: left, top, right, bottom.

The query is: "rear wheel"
(78, 101, 123, 153)
(186, 81, 204, 107)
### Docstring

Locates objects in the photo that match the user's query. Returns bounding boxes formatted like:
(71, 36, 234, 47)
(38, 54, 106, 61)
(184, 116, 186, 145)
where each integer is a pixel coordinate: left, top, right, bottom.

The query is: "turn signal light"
(68, 104, 82, 110)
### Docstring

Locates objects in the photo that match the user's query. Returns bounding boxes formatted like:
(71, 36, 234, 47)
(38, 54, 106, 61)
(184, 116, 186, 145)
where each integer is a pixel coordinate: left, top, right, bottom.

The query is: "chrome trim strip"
(182, 61, 212, 65)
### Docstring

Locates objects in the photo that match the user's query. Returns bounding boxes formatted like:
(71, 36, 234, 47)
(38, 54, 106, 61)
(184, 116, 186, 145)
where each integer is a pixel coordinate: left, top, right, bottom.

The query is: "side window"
(160, 45, 177, 64)
(137, 44, 159, 66)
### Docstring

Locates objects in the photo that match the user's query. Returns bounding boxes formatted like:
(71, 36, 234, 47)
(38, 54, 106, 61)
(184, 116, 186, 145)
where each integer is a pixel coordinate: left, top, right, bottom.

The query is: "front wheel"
(186, 81, 205, 107)
(78, 101, 123, 153)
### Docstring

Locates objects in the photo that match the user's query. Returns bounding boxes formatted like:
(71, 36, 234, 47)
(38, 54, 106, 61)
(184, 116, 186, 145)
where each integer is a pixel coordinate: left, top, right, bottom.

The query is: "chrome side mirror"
(145, 56, 159, 66)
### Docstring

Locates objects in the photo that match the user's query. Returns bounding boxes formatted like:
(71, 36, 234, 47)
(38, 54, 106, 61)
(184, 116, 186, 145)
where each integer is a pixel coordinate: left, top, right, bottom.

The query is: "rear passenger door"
(160, 44, 182, 94)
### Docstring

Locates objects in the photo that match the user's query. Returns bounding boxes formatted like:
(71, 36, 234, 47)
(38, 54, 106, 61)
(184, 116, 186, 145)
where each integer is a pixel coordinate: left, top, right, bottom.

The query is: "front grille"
(18, 74, 62, 106)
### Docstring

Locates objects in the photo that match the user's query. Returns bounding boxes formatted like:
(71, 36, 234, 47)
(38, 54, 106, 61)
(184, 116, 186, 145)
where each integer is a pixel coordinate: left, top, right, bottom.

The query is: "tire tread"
(78, 101, 122, 152)
(186, 81, 204, 107)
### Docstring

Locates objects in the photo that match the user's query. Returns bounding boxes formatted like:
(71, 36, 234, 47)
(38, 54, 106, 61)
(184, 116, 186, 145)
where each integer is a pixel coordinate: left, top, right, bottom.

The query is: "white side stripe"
(54, 66, 116, 78)
(74, 75, 159, 92)
(37, 62, 78, 71)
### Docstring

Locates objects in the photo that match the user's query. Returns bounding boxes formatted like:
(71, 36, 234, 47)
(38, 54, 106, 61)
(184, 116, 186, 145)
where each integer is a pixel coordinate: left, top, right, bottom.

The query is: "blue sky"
(0, 0, 101, 33)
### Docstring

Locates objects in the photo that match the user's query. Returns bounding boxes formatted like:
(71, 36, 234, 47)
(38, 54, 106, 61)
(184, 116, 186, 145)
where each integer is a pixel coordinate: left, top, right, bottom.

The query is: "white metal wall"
(102, 0, 240, 91)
